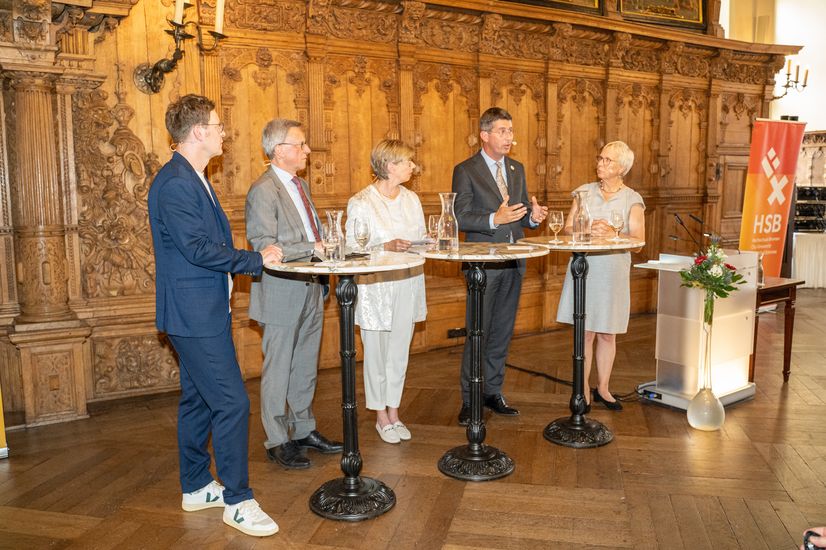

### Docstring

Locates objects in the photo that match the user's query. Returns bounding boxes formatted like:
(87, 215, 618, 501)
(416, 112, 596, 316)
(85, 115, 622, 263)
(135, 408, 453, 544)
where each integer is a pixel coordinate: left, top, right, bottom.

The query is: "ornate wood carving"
(93, 334, 179, 396)
(227, 0, 305, 33)
(413, 63, 478, 111)
(307, 0, 397, 42)
(419, 10, 479, 53)
(72, 88, 158, 299)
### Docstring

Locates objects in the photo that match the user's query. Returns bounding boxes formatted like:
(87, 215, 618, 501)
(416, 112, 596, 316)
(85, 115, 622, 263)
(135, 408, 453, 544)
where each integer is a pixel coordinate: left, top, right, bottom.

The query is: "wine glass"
(609, 209, 625, 241)
(428, 215, 439, 244)
(321, 222, 340, 263)
(547, 211, 564, 244)
(353, 218, 370, 253)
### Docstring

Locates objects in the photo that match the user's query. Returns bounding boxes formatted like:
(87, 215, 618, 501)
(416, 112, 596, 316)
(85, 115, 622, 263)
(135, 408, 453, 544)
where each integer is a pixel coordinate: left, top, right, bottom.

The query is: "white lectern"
(635, 251, 758, 410)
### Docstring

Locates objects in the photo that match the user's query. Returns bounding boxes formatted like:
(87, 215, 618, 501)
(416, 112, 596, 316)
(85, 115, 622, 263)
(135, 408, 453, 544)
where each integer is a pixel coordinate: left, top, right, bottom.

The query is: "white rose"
(710, 264, 723, 277)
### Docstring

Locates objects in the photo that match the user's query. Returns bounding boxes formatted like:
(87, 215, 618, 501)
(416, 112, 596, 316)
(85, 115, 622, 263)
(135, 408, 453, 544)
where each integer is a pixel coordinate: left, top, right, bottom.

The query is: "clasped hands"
(261, 244, 283, 265)
(493, 195, 548, 226)
(590, 219, 616, 238)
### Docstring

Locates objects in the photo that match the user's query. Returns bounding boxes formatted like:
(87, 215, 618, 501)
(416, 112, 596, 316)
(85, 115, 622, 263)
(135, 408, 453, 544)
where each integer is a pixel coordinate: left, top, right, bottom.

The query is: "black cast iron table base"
(438, 262, 515, 481)
(544, 251, 614, 449)
(309, 274, 396, 521)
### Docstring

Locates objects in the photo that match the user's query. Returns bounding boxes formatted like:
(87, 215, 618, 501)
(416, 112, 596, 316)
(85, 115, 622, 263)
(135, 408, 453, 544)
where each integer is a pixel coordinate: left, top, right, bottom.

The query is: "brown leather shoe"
(266, 441, 310, 470)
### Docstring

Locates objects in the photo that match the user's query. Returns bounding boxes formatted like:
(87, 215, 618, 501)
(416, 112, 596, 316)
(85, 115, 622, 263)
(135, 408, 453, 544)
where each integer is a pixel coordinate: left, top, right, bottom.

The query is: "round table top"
(417, 242, 549, 262)
(264, 251, 424, 275)
(519, 235, 645, 252)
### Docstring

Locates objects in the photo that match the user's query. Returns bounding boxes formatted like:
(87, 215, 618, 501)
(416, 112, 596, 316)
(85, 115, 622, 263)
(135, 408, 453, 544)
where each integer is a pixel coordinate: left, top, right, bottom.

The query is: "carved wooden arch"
(667, 88, 708, 186)
(324, 54, 398, 106)
(490, 70, 544, 107)
(412, 62, 478, 112)
(557, 77, 605, 146)
(614, 82, 658, 125)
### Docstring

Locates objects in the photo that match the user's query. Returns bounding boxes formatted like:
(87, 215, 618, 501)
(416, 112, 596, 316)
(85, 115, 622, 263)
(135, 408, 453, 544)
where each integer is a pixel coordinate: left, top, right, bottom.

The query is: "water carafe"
(325, 210, 345, 261)
(572, 190, 592, 244)
(438, 192, 459, 252)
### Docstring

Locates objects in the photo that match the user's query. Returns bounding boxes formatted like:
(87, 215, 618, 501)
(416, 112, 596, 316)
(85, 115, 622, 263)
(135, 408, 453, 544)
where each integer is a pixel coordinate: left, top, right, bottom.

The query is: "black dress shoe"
(483, 394, 520, 416)
(295, 430, 343, 454)
(266, 441, 311, 469)
(458, 403, 471, 426)
(593, 389, 623, 411)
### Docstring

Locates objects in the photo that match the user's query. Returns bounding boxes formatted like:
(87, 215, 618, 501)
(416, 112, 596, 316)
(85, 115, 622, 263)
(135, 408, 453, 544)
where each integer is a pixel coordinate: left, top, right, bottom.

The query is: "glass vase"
(686, 290, 726, 431)
(325, 210, 345, 261)
(571, 189, 592, 243)
(437, 192, 459, 252)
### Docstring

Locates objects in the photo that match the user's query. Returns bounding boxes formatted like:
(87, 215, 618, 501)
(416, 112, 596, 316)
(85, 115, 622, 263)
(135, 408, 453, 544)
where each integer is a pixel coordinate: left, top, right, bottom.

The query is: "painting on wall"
(502, 0, 601, 15)
(620, 0, 706, 30)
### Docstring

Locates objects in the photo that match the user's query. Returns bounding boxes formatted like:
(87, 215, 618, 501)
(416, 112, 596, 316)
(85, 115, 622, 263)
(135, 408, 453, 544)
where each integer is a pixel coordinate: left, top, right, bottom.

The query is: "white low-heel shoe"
(392, 421, 412, 441)
(376, 423, 400, 444)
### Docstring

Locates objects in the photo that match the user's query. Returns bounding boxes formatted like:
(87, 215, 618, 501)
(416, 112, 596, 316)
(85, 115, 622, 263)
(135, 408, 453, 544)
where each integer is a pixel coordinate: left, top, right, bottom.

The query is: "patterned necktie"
(495, 161, 508, 199)
(291, 176, 320, 241)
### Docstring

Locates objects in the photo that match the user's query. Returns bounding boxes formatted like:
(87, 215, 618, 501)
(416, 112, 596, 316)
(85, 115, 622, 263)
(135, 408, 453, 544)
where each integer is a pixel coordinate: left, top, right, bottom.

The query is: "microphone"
(510, 140, 517, 145)
(688, 213, 704, 225)
(674, 213, 702, 251)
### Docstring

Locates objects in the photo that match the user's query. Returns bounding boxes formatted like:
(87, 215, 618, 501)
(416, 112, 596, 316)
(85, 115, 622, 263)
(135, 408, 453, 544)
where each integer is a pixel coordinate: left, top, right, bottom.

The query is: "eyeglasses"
(596, 155, 616, 165)
(485, 127, 514, 137)
(278, 141, 308, 149)
(201, 123, 225, 132)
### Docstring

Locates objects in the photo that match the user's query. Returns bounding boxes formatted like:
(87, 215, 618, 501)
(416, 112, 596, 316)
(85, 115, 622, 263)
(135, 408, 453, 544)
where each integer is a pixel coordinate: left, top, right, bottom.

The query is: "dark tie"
(291, 176, 320, 241)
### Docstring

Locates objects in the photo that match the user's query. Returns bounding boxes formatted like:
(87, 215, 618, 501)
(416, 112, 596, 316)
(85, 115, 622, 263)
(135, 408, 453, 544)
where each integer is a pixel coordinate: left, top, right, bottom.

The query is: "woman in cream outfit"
(345, 140, 427, 444)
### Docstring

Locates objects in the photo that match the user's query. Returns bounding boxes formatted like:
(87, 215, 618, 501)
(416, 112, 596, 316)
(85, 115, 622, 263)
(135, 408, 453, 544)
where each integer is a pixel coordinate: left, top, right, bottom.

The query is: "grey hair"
(603, 141, 635, 177)
(370, 139, 415, 180)
(262, 118, 302, 159)
(479, 107, 512, 132)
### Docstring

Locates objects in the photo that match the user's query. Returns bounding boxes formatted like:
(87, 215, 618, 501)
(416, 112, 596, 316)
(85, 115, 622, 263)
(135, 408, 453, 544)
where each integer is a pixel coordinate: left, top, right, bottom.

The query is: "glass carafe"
(325, 210, 345, 261)
(438, 192, 459, 252)
(572, 190, 592, 244)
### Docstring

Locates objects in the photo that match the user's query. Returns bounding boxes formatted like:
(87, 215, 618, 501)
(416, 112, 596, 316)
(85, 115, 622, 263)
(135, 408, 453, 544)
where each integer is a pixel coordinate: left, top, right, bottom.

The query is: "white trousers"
(360, 289, 416, 411)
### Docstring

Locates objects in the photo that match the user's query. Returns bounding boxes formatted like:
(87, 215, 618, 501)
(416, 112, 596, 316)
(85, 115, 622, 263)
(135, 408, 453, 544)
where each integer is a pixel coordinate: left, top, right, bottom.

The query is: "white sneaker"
(223, 498, 279, 537)
(376, 422, 400, 444)
(392, 421, 412, 441)
(182, 480, 225, 512)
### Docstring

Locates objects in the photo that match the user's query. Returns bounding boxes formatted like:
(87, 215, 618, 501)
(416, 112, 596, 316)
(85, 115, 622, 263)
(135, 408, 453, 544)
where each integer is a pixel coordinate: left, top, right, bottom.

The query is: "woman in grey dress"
(556, 141, 645, 411)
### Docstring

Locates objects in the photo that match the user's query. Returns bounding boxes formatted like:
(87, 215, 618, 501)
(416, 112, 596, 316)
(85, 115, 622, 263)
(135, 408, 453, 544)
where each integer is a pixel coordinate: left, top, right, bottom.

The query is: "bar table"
(264, 251, 424, 521)
(519, 236, 644, 448)
(420, 242, 548, 480)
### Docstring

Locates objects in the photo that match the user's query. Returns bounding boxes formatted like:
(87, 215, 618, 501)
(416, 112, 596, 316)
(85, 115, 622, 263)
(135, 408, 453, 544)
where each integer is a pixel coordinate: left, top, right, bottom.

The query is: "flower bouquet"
(679, 239, 744, 430)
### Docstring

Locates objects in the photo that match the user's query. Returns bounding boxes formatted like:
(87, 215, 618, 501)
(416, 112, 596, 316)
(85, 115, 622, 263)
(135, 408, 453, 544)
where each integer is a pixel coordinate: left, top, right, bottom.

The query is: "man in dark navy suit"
(148, 94, 282, 538)
(452, 107, 547, 426)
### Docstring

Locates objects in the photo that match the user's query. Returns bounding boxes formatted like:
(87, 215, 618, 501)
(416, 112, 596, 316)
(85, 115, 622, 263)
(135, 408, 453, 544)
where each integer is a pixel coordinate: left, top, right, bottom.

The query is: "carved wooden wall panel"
(0, 0, 798, 424)
(558, 78, 603, 190)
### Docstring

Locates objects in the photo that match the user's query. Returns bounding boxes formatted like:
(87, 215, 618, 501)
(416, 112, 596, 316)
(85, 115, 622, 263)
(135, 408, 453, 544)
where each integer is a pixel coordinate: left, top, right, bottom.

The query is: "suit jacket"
(148, 152, 263, 337)
(452, 151, 533, 244)
(245, 167, 322, 325)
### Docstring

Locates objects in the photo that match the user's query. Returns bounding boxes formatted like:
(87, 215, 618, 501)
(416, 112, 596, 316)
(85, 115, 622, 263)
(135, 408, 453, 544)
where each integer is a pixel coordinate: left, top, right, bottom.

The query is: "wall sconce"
(772, 58, 808, 101)
(133, 0, 226, 95)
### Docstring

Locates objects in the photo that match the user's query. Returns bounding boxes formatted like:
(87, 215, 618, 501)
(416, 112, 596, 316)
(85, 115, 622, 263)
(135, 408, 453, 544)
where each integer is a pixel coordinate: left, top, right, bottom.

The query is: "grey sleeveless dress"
(555, 182, 645, 334)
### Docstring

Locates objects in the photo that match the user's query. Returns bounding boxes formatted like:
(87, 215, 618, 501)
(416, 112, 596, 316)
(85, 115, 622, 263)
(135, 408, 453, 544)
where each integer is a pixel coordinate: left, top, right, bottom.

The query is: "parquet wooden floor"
(2, 289, 825, 549)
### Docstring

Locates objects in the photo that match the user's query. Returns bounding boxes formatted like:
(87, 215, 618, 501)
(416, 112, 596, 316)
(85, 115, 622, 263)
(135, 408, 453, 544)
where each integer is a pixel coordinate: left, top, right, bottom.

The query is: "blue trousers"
(168, 315, 253, 505)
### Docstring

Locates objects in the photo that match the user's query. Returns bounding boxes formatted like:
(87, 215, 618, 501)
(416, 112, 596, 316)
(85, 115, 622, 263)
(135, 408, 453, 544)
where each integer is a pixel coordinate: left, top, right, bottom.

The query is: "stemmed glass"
(609, 209, 625, 241)
(547, 211, 564, 244)
(322, 222, 340, 263)
(428, 215, 439, 247)
(353, 218, 370, 253)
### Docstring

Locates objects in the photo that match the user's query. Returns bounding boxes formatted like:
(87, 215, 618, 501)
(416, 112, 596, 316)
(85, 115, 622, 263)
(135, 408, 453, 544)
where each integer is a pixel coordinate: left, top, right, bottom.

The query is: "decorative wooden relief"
(502, 0, 601, 15)
(93, 334, 179, 397)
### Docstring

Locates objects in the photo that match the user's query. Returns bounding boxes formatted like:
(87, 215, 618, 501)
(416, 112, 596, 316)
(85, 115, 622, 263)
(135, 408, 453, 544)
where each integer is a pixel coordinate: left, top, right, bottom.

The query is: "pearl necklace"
(599, 181, 624, 194)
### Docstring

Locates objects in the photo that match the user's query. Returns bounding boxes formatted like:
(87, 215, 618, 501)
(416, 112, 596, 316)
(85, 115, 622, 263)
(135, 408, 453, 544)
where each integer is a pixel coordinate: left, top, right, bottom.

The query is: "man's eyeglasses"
(278, 141, 308, 149)
(201, 123, 225, 132)
(485, 127, 514, 137)
(596, 155, 616, 165)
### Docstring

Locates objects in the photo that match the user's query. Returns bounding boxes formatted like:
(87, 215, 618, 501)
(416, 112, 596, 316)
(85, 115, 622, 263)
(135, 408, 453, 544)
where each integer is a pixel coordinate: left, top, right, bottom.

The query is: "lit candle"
(173, 0, 184, 24)
(804, 69, 809, 86)
(795, 64, 800, 82)
(214, 0, 225, 34)
(786, 58, 792, 75)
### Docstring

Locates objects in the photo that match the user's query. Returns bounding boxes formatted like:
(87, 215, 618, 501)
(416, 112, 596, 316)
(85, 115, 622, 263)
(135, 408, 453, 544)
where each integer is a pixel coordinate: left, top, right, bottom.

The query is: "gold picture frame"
(502, 0, 601, 15)
(620, 0, 706, 30)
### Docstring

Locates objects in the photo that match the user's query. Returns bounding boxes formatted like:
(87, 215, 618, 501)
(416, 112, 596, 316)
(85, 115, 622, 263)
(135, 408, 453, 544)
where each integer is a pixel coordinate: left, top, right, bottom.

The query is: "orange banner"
(739, 119, 806, 277)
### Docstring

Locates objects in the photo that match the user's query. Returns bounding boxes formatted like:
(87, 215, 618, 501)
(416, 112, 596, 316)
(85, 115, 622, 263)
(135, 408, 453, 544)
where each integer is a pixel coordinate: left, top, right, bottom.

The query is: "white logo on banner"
(761, 147, 787, 205)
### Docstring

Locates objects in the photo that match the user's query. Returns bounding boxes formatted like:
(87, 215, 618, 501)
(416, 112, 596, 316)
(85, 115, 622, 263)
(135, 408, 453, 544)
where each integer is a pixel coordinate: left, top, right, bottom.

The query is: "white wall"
(771, 0, 826, 129)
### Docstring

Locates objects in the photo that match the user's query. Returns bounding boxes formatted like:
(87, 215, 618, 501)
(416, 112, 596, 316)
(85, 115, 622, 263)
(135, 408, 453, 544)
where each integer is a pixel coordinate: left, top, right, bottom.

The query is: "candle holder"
(134, 6, 226, 95)
(771, 63, 808, 101)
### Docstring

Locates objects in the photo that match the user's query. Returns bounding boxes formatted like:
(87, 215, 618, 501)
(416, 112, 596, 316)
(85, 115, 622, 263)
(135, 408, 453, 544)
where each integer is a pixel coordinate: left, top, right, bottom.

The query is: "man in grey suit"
(452, 107, 548, 425)
(245, 119, 342, 469)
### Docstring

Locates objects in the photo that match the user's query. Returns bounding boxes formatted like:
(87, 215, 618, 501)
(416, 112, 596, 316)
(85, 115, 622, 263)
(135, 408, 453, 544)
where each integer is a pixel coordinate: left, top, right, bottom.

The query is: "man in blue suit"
(148, 94, 282, 538)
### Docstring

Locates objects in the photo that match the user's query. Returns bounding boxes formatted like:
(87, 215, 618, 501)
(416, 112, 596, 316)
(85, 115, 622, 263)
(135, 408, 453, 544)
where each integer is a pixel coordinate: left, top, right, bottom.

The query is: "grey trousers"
(260, 284, 323, 449)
